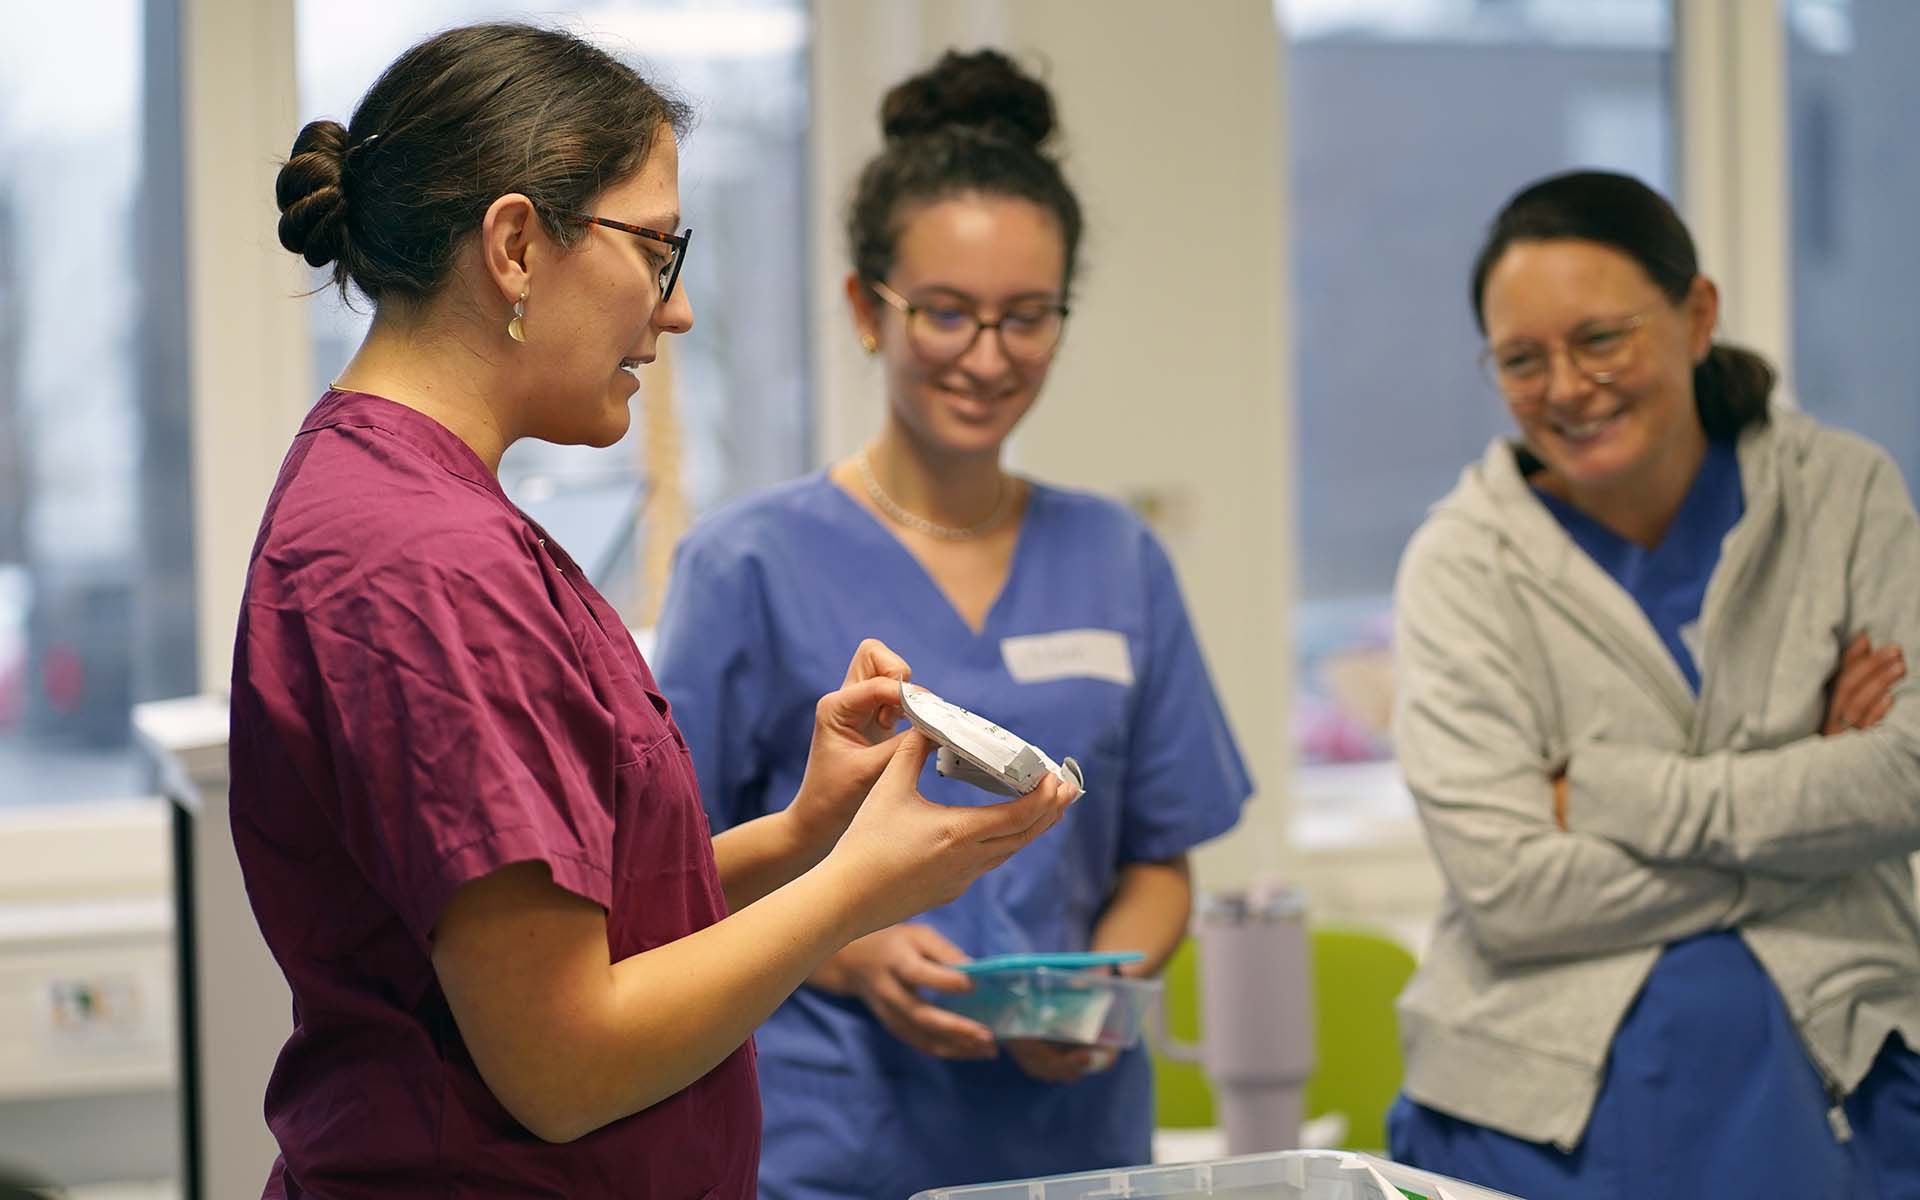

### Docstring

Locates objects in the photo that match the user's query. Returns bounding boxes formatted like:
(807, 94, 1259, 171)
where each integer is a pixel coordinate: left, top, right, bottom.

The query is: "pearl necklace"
(856, 449, 1013, 541)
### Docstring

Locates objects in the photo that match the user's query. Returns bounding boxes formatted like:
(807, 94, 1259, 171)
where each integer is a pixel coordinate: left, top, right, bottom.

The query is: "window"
(1282, 0, 1674, 839)
(0, 0, 183, 805)
(1787, 0, 1920, 487)
(296, 0, 810, 627)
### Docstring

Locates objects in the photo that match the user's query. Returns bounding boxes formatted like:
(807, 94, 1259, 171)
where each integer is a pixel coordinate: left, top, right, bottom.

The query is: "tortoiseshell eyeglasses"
(566, 213, 692, 302)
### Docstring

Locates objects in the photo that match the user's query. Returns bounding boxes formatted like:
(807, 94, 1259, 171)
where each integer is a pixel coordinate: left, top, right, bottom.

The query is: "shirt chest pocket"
(564, 621, 725, 956)
(613, 677, 683, 767)
(592, 658, 707, 867)
(603, 717, 726, 958)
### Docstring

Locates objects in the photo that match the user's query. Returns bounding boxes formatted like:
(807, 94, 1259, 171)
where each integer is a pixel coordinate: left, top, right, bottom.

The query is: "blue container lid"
(953, 951, 1146, 975)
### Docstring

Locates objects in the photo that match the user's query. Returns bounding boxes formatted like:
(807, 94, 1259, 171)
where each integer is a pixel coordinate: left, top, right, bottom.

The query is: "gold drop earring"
(508, 290, 528, 343)
(860, 333, 878, 355)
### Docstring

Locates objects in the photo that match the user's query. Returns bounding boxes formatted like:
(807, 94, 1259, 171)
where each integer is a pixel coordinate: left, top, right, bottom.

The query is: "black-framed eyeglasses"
(1479, 311, 1651, 400)
(568, 213, 692, 302)
(869, 279, 1069, 364)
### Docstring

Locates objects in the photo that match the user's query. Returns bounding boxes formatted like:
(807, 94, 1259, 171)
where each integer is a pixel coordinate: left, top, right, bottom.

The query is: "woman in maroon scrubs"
(233, 24, 1076, 1199)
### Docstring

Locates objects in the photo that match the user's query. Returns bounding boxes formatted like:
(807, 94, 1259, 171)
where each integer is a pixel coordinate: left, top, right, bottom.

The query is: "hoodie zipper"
(1686, 475, 1779, 754)
(1827, 1085, 1855, 1143)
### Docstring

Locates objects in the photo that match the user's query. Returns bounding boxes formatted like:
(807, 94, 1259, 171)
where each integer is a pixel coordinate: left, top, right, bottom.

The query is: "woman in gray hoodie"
(1386, 170, 1920, 1199)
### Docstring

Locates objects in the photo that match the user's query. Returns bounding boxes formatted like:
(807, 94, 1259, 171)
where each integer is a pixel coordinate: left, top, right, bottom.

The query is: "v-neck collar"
(816, 471, 1040, 640)
(1474, 440, 1699, 730)
(1533, 441, 1744, 696)
(1470, 426, 1780, 737)
(1532, 439, 1743, 593)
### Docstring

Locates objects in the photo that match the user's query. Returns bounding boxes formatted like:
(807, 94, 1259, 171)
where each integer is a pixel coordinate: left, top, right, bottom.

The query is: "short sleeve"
(266, 522, 623, 949)
(651, 533, 775, 833)
(1118, 534, 1253, 862)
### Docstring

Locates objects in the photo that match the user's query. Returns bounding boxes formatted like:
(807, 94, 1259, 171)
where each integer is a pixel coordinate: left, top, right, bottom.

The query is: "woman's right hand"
(810, 923, 997, 1059)
(820, 728, 1076, 953)
(1823, 633, 1906, 735)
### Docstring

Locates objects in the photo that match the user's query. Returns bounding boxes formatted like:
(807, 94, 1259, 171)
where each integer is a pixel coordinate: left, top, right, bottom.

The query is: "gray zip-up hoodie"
(1391, 406, 1920, 1150)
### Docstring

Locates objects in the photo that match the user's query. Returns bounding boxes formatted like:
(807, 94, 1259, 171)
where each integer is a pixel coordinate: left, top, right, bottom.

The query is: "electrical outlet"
(48, 973, 143, 1036)
(0, 901, 174, 1099)
(41, 969, 159, 1063)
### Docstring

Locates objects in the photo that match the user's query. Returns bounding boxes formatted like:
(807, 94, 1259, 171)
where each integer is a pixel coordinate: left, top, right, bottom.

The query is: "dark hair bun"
(881, 49, 1055, 150)
(275, 119, 351, 268)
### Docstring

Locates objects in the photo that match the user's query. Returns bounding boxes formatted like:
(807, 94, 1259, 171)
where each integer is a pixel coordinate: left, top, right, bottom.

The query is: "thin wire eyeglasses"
(869, 279, 1069, 364)
(1479, 311, 1651, 400)
(568, 213, 692, 302)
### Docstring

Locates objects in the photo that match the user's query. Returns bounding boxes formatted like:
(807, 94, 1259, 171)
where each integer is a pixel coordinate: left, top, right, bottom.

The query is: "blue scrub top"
(654, 473, 1252, 1200)
(1391, 439, 1920, 1198)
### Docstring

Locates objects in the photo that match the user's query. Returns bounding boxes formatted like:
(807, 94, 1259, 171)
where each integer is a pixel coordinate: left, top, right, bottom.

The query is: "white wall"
(184, 0, 314, 693)
(810, 0, 1295, 890)
(1676, 0, 1792, 381)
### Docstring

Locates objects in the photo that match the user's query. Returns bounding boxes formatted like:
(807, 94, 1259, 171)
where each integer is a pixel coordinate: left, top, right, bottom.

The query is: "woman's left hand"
(1004, 960, 1141, 1083)
(1822, 633, 1906, 736)
(790, 639, 913, 843)
(1004, 1039, 1117, 1084)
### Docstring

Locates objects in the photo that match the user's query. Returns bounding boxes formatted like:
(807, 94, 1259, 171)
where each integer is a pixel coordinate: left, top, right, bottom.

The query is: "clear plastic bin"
(908, 1150, 1526, 1200)
(934, 967, 1163, 1049)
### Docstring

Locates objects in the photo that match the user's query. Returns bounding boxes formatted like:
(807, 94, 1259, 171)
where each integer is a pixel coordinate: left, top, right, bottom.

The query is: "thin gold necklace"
(856, 448, 1012, 541)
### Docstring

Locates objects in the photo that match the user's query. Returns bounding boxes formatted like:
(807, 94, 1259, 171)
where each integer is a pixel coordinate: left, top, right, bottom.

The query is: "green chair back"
(1302, 926, 1417, 1151)
(1150, 937, 1214, 1127)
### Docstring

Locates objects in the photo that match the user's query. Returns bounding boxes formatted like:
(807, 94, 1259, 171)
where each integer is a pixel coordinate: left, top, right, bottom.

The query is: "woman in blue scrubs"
(1387, 171, 1920, 1198)
(653, 49, 1251, 1200)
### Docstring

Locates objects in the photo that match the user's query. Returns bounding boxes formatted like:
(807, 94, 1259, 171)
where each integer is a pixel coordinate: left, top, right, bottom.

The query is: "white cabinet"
(134, 695, 287, 1200)
(0, 800, 178, 1185)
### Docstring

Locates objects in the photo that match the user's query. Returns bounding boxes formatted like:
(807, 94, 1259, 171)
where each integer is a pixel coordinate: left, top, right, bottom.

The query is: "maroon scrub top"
(228, 390, 759, 1199)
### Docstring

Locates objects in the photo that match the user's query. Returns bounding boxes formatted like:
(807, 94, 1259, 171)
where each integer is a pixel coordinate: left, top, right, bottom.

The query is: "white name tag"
(1000, 629, 1135, 687)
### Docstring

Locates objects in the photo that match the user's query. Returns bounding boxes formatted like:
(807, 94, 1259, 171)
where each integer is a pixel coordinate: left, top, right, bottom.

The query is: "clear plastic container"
(934, 966, 1163, 1049)
(909, 1149, 1526, 1200)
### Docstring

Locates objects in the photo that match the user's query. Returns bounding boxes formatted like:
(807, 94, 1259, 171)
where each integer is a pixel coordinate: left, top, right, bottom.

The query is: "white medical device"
(898, 683, 1085, 798)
